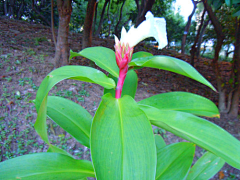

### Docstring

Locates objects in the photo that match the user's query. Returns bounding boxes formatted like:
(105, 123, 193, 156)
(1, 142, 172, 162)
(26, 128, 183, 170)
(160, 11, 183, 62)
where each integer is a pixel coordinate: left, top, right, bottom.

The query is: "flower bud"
(114, 36, 133, 69)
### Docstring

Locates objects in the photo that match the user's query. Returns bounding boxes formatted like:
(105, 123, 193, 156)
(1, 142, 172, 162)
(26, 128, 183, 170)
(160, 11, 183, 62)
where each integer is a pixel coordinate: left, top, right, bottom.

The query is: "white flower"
(115, 11, 168, 49)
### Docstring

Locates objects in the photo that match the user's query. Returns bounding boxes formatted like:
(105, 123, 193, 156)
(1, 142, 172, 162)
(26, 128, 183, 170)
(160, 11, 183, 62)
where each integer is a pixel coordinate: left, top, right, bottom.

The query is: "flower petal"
(114, 35, 120, 45)
(120, 11, 168, 49)
(154, 17, 168, 49)
(120, 27, 128, 44)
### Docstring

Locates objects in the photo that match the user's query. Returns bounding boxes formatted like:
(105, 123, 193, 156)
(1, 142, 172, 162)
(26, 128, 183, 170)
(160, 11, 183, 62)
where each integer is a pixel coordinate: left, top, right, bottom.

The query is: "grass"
(0, 118, 35, 161)
(18, 77, 38, 90)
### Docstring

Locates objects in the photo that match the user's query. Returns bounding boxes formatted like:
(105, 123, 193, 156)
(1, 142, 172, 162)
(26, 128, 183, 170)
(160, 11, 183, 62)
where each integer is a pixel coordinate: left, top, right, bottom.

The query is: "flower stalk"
(114, 11, 168, 99)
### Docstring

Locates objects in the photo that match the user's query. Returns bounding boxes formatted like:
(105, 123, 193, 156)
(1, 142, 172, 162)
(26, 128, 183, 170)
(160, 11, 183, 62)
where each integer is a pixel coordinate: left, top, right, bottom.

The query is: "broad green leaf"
(70, 47, 119, 77)
(129, 55, 216, 91)
(132, 51, 153, 60)
(139, 106, 240, 169)
(155, 134, 166, 150)
(47, 144, 73, 157)
(0, 153, 95, 180)
(36, 65, 115, 111)
(91, 94, 156, 180)
(187, 152, 225, 180)
(34, 66, 115, 151)
(47, 96, 92, 148)
(155, 142, 195, 180)
(138, 92, 219, 117)
(104, 70, 138, 98)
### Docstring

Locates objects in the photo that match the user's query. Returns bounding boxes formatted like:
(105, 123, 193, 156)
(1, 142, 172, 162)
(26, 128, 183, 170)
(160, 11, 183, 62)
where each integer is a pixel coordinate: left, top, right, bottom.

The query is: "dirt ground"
(0, 17, 240, 180)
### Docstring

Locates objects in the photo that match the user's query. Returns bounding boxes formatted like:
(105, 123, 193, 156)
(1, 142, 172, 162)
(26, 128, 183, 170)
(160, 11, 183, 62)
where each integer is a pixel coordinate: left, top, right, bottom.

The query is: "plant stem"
(115, 66, 128, 99)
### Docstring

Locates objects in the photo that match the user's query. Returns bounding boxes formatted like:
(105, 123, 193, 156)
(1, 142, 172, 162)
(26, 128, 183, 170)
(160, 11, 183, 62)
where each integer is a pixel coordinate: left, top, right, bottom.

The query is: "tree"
(196, 18, 210, 58)
(165, 11, 185, 47)
(151, 0, 175, 17)
(70, 0, 88, 32)
(114, 0, 126, 37)
(190, 8, 206, 66)
(228, 18, 240, 118)
(95, 0, 110, 37)
(135, 0, 155, 27)
(82, 0, 97, 49)
(54, 0, 72, 68)
(181, 0, 199, 54)
(202, 1, 240, 118)
(31, 0, 51, 25)
(203, 0, 225, 111)
(51, 0, 56, 46)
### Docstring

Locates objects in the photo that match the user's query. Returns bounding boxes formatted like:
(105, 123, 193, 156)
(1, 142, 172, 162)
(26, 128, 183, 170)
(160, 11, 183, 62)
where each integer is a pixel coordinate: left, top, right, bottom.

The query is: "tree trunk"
(82, 0, 97, 49)
(201, 43, 206, 56)
(107, 0, 111, 38)
(16, 0, 24, 19)
(94, 0, 110, 37)
(181, 0, 198, 54)
(196, 19, 210, 58)
(114, 0, 126, 37)
(93, 1, 98, 35)
(51, 0, 56, 47)
(203, 0, 225, 112)
(9, 0, 15, 17)
(54, 0, 72, 68)
(190, 9, 206, 67)
(4, 0, 8, 16)
(228, 18, 240, 118)
(135, 0, 155, 27)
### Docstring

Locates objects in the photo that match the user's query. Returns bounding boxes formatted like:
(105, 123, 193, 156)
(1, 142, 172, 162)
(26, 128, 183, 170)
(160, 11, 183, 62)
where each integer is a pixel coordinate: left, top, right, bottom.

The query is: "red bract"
(115, 42, 133, 69)
(114, 41, 134, 99)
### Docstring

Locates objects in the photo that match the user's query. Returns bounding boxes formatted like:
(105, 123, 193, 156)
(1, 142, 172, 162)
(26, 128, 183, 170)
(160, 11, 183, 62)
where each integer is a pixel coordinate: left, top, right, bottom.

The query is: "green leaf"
(91, 94, 156, 180)
(35, 95, 49, 143)
(155, 142, 195, 180)
(232, 0, 240, 4)
(132, 51, 153, 60)
(139, 106, 240, 169)
(70, 47, 119, 77)
(47, 144, 73, 157)
(34, 65, 115, 150)
(129, 55, 216, 91)
(213, 0, 223, 9)
(36, 65, 115, 111)
(155, 134, 166, 150)
(0, 153, 95, 180)
(47, 96, 92, 148)
(104, 70, 138, 98)
(138, 92, 219, 117)
(225, 0, 232, 6)
(187, 152, 225, 180)
(233, 5, 240, 16)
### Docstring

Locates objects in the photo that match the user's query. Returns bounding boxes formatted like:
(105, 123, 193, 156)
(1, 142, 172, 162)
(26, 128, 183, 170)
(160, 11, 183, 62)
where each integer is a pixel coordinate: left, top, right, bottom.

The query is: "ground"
(0, 17, 240, 179)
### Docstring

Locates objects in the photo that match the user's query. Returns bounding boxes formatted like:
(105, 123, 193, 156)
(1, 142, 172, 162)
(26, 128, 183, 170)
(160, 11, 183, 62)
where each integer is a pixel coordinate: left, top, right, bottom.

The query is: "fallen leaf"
(219, 171, 225, 179)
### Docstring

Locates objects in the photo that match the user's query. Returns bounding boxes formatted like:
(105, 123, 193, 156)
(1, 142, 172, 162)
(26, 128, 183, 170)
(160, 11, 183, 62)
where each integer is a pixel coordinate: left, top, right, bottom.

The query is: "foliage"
(165, 11, 185, 45)
(0, 44, 240, 179)
(152, 0, 176, 17)
(70, 0, 88, 32)
(209, 0, 240, 16)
